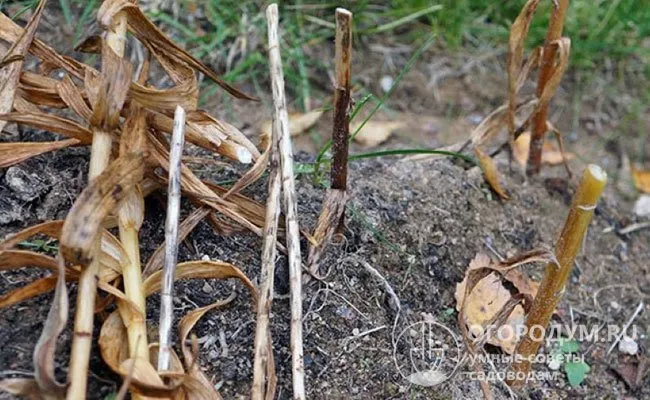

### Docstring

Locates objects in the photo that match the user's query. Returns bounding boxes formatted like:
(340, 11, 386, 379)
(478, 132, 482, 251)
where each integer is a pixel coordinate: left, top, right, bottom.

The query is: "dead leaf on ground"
(259, 109, 323, 137)
(455, 252, 550, 354)
(632, 166, 650, 194)
(512, 132, 575, 167)
(352, 120, 405, 147)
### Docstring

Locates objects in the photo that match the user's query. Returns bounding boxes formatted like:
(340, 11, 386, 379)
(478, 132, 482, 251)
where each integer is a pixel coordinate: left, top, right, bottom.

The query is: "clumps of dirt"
(1, 146, 649, 399)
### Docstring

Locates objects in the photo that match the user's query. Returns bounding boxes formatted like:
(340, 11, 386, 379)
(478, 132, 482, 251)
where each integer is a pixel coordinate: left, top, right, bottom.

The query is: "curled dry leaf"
(0, 0, 46, 132)
(512, 132, 574, 167)
(142, 207, 211, 277)
(352, 120, 405, 147)
(96, 0, 255, 100)
(259, 110, 324, 138)
(143, 260, 257, 302)
(456, 251, 557, 354)
(33, 255, 68, 397)
(0, 139, 79, 168)
(0, 112, 93, 144)
(474, 147, 509, 200)
(60, 153, 145, 265)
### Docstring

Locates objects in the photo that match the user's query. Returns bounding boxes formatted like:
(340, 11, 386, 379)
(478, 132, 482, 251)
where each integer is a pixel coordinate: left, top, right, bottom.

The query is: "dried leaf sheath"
(116, 107, 149, 363)
(266, 5, 306, 399)
(158, 106, 186, 372)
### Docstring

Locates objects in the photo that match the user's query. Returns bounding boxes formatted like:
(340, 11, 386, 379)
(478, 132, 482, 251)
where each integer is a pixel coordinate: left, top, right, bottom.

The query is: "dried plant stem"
(266, 5, 305, 399)
(330, 8, 352, 195)
(307, 8, 352, 272)
(118, 206, 148, 362)
(526, 0, 569, 176)
(251, 140, 281, 400)
(509, 164, 607, 387)
(157, 105, 186, 371)
(67, 11, 128, 400)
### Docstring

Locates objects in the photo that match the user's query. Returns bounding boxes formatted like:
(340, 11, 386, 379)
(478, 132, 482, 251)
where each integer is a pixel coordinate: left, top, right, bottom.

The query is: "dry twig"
(266, 5, 305, 398)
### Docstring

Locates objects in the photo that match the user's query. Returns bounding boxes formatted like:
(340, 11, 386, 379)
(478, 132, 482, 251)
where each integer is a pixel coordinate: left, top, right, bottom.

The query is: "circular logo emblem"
(393, 320, 461, 387)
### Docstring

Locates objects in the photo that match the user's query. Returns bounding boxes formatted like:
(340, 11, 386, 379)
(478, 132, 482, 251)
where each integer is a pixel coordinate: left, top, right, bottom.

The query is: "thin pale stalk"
(509, 164, 607, 387)
(67, 11, 128, 400)
(527, 0, 569, 175)
(251, 140, 281, 400)
(118, 211, 148, 361)
(157, 105, 186, 371)
(266, 5, 305, 399)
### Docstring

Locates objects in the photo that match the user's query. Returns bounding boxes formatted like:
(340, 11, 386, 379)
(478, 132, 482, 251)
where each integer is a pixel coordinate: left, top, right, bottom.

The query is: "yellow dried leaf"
(352, 120, 405, 147)
(513, 132, 574, 167)
(0, 139, 79, 168)
(474, 147, 509, 200)
(0, 0, 46, 132)
(259, 110, 323, 138)
(632, 166, 650, 194)
(143, 260, 257, 302)
(0, 112, 93, 144)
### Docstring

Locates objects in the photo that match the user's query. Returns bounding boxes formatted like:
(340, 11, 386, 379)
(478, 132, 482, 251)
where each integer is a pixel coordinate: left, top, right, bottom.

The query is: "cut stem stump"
(527, 0, 569, 176)
(157, 105, 186, 372)
(308, 8, 352, 273)
(266, 4, 306, 399)
(509, 164, 607, 387)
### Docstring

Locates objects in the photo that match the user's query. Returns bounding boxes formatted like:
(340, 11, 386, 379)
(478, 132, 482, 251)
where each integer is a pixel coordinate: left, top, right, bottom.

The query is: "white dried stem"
(157, 105, 186, 372)
(266, 4, 305, 399)
(251, 136, 281, 400)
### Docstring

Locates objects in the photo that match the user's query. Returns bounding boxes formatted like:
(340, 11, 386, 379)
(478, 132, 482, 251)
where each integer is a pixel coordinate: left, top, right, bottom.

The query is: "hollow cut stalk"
(509, 164, 607, 387)
(67, 11, 128, 400)
(526, 0, 569, 176)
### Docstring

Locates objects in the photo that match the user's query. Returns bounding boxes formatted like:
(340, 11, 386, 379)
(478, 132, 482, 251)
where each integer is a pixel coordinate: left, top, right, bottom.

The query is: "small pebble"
(201, 254, 210, 261)
(380, 75, 393, 92)
(547, 357, 562, 371)
(352, 328, 360, 336)
(610, 301, 620, 310)
(618, 336, 638, 355)
(633, 195, 650, 217)
(202, 282, 213, 294)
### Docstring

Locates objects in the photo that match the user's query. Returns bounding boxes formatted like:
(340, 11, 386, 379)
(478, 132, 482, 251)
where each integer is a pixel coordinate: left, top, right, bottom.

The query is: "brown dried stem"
(157, 105, 186, 371)
(509, 164, 607, 387)
(266, 4, 305, 399)
(307, 8, 352, 273)
(67, 10, 128, 399)
(330, 8, 352, 194)
(526, 0, 569, 176)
